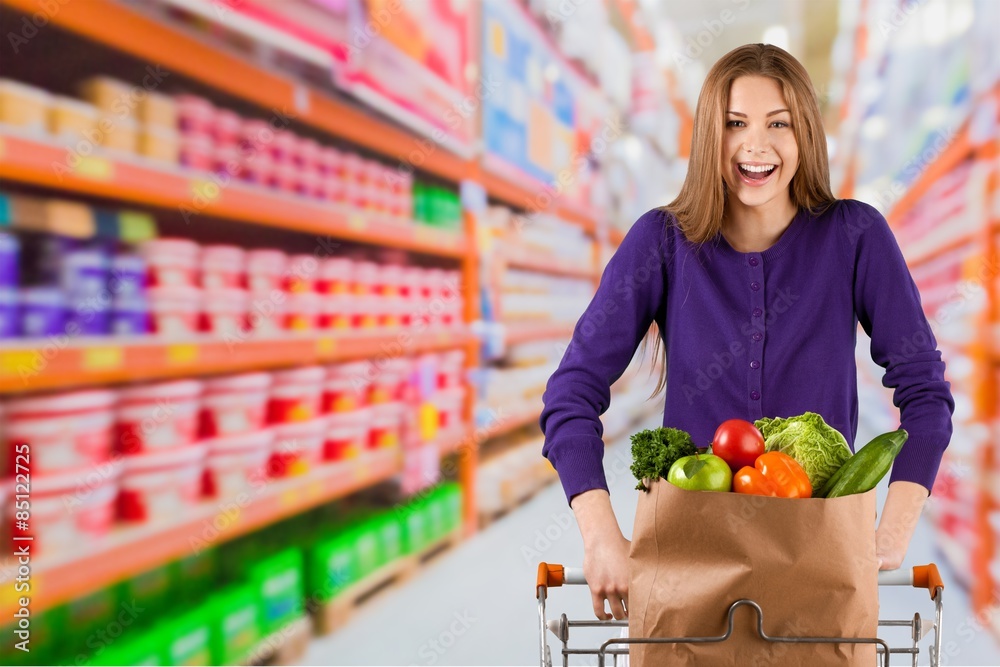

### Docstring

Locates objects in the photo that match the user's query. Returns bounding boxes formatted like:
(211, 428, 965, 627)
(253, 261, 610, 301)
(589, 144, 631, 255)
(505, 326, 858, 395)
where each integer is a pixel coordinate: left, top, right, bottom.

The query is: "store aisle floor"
(303, 417, 999, 666)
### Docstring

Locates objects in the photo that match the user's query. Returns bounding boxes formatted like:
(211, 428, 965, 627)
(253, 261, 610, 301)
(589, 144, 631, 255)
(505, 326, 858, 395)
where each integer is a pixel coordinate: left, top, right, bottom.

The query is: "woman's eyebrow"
(726, 109, 791, 117)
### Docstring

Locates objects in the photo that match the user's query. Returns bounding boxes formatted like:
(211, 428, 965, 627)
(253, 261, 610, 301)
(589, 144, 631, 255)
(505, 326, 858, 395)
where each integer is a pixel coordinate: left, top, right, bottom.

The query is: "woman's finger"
(609, 595, 627, 620)
(592, 591, 611, 620)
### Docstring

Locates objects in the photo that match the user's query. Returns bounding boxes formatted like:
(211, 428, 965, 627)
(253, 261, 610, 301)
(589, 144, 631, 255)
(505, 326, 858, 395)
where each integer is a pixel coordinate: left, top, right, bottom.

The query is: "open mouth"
(736, 163, 778, 186)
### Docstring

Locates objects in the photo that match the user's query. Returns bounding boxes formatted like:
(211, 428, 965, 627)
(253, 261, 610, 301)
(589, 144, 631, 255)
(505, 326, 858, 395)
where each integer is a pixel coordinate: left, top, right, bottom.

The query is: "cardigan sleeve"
(540, 208, 669, 503)
(847, 201, 955, 493)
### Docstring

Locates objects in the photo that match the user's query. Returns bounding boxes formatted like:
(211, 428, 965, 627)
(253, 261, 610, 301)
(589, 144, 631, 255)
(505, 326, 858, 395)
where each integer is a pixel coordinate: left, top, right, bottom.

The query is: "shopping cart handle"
(536, 563, 588, 597)
(541, 563, 943, 600)
(877, 564, 944, 599)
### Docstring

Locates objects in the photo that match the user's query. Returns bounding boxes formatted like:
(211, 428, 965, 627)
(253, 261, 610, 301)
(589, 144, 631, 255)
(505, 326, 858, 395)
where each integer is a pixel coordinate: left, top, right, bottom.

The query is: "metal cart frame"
(536, 562, 944, 667)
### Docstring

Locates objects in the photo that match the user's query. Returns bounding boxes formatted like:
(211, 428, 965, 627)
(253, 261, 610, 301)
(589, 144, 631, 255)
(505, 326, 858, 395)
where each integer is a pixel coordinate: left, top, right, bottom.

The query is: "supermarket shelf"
(503, 244, 598, 280)
(483, 406, 542, 441)
(504, 321, 575, 346)
(477, 158, 598, 234)
(0, 434, 468, 617)
(887, 125, 973, 227)
(0, 132, 469, 259)
(0, 0, 470, 185)
(0, 329, 475, 394)
(609, 227, 626, 246)
(0, 0, 602, 234)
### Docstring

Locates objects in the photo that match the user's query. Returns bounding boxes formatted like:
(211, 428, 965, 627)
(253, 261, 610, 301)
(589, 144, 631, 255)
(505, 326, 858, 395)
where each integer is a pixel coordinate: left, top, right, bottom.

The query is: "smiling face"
(722, 75, 799, 214)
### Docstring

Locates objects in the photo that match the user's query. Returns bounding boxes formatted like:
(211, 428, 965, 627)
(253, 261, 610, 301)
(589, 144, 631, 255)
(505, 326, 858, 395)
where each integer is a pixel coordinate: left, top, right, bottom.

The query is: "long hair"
(663, 43, 835, 244)
(647, 44, 835, 395)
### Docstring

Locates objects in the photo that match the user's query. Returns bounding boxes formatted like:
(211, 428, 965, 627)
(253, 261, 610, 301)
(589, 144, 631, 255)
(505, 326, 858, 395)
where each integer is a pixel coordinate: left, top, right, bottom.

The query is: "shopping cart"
(536, 562, 944, 667)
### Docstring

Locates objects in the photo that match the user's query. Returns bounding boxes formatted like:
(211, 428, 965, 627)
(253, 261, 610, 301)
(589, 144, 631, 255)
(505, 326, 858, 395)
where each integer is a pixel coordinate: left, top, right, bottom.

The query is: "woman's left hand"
(875, 481, 930, 570)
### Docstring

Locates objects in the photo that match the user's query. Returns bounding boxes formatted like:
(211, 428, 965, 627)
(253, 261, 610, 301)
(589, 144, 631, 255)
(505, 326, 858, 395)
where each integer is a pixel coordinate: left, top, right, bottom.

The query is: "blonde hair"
(663, 43, 835, 244)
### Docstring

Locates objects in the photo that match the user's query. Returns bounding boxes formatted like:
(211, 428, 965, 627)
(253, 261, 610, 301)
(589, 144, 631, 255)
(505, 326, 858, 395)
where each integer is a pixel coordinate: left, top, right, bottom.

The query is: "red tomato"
(711, 419, 765, 472)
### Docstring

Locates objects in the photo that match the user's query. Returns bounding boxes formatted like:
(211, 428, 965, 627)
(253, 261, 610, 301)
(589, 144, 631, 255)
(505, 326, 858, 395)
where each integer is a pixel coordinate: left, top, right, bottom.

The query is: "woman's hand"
(571, 489, 631, 619)
(583, 531, 631, 620)
(876, 481, 929, 570)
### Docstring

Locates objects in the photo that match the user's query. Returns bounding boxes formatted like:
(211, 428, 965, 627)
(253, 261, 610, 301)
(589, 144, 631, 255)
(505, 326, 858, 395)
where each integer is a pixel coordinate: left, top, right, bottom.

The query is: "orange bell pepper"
(754, 451, 812, 498)
(733, 466, 778, 496)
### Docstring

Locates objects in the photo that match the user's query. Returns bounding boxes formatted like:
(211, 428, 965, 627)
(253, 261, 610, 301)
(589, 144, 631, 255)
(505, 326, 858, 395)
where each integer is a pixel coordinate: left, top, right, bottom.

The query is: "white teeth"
(739, 164, 776, 173)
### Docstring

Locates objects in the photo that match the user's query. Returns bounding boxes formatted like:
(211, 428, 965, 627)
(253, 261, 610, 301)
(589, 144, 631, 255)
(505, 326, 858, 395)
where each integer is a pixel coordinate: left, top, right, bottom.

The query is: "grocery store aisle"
(301, 417, 653, 666)
(303, 416, 996, 666)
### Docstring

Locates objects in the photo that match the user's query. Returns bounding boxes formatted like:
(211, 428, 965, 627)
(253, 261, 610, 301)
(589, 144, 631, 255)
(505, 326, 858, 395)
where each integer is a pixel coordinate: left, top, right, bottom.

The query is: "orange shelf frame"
(609, 228, 626, 246)
(0, 0, 602, 234)
(0, 329, 475, 394)
(0, 133, 469, 259)
(505, 321, 575, 346)
(0, 437, 465, 617)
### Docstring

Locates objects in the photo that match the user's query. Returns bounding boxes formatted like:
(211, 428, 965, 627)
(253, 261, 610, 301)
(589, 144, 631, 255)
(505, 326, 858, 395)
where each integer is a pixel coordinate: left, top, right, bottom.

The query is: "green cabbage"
(754, 412, 852, 490)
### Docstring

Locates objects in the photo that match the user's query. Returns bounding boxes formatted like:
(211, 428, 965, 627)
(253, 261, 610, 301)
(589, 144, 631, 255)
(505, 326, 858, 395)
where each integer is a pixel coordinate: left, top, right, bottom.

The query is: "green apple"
(667, 454, 733, 492)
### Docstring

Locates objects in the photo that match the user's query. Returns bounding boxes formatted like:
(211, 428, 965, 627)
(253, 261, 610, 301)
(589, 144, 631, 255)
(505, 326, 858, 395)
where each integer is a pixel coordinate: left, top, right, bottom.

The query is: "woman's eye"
(726, 120, 744, 128)
(771, 121, 789, 128)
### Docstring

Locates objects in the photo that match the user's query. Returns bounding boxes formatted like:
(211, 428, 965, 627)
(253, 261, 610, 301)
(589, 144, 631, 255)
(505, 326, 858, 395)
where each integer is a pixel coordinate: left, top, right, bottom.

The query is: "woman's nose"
(742, 126, 771, 154)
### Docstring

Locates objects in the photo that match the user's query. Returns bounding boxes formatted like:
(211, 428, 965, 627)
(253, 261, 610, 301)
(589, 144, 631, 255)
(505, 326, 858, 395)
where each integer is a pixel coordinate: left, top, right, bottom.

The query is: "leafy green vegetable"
(754, 412, 852, 490)
(630, 427, 698, 491)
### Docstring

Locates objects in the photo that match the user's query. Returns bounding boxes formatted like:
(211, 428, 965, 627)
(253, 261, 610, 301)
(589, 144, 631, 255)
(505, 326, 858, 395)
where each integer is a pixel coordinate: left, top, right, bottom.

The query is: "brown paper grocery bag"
(628, 480, 879, 666)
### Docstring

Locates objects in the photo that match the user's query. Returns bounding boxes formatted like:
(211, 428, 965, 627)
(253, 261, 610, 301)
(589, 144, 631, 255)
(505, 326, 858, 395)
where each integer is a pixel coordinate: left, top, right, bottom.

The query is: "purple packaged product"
(20, 287, 66, 338)
(61, 248, 110, 299)
(0, 233, 19, 289)
(111, 294, 149, 335)
(67, 294, 112, 336)
(110, 253, 147, 298)
(38, 235, 83, 284)
(0, 289, 18, 338)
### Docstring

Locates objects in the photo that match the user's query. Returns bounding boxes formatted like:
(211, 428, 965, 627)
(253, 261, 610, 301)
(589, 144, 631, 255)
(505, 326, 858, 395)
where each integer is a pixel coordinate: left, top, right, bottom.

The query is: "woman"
(540, 43, 954, 622)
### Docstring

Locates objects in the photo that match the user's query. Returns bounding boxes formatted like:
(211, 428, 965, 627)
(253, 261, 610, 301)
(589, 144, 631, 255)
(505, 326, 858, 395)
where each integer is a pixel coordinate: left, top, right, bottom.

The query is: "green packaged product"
(122, 564, 174, 617)
(248, 548, 305, 633)
(162, 607, 213, 666)
(353, 524, 381, 579)
(307, 533, 358, 604)
(377, 513, 404, 565)
(209, 584, 262, 666)
(400, 499, 430, 555)
(425, 490, 448, 543)
(174, 549, 218, 601)
(86, 629, 164, 667)
(443, 483, 463, 533)
(0, 605, 64, 666)
(66, 586, 120, 654)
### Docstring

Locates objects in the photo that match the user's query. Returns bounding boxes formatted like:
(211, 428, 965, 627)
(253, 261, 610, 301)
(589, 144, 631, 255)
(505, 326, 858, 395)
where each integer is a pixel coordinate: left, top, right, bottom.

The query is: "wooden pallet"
(313, 530, 462, 635)
(243, 616, 313, 666)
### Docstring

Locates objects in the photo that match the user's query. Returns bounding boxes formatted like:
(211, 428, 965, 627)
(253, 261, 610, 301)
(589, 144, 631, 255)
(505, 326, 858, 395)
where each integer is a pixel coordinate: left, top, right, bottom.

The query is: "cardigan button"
(750, 282, 760, 291)
(749, 257, 759, 267)
(750, 391, 761, 401)
(750, 360, 761, 369)
(752, 308, 763, 318)
(752, 332, 763, 342)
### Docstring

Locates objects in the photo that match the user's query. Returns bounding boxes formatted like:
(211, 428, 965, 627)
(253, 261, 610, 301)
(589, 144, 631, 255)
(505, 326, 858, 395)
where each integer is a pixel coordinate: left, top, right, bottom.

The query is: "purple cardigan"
(541, 200, 954, 502)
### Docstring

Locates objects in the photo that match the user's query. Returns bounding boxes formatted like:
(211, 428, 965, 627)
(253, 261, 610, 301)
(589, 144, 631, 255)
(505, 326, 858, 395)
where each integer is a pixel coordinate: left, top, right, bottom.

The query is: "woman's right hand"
(571, 488, 630, 620)
(583, 531, 631, 620)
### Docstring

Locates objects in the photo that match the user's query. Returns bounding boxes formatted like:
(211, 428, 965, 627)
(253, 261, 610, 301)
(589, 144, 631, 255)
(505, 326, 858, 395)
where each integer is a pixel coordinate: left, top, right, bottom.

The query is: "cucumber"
(821, 429, 908, 498)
